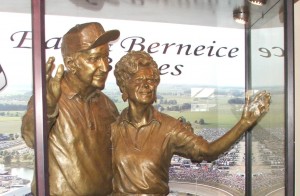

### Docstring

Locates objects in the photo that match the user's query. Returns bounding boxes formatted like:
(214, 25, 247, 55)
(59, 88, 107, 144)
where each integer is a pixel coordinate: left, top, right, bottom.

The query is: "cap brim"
(87, 30, 120, 50)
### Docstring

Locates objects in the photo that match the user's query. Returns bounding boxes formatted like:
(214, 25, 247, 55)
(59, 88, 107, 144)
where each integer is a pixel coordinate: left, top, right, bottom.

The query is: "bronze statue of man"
(112, 51, 271, 195)
(21, 22, 120, 195)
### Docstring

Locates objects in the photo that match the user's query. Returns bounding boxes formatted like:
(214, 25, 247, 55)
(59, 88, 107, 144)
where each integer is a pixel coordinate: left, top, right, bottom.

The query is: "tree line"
(0, 104, 27, 111)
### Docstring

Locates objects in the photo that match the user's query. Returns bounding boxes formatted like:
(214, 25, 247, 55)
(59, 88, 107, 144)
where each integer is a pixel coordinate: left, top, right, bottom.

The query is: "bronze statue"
(21, 22, 120, 195)
(112, 51, 271, 195)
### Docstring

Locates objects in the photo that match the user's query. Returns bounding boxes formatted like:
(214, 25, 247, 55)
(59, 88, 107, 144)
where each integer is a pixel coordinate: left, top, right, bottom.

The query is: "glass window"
(0, 0, 292, 195)
(0, 1, 34, 195)
(249, 0, 285, 195)
(43, 1, 247, 195)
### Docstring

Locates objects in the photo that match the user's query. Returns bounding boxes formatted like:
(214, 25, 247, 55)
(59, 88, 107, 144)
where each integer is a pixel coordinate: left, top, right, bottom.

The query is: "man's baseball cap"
(61, 22, 120, 56)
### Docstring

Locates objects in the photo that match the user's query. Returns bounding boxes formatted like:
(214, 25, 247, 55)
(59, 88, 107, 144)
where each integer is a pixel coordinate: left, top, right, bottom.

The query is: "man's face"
(125, 66, 159, 105)
(73, 44, 110, 90)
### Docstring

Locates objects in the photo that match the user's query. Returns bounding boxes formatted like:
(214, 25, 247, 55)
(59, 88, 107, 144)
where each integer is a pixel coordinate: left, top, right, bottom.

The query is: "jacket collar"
(118, 106, 162, 126)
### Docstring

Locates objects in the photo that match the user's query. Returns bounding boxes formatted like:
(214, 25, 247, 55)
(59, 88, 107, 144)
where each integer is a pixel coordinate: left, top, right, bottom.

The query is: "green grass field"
(113, 93, 284, 130)
(0, 93, 284, 134)
(0, 111, 24, 133)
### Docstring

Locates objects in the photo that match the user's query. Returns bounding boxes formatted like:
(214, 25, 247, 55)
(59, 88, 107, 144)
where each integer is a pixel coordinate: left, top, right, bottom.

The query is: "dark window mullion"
(31, 0, 49, 195)
(284, 0, 295, 195)
(245, 23, 253, 196)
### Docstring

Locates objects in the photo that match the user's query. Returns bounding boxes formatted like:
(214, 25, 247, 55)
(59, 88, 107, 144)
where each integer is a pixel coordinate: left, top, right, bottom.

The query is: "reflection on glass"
(250, 1, 285, 195)
(44, 1, 246, 195)
(0, 64, 8, 91)
(0, 0, 273, 195)
(160, 86, 246, 196)
(0, 3, 34, 195)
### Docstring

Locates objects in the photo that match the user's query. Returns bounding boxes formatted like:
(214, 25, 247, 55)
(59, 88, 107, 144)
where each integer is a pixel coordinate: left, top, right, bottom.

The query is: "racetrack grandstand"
(168, 127, 284, 196)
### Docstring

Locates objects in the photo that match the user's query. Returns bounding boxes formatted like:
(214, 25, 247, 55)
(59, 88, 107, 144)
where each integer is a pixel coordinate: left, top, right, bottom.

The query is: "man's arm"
(21, 97, 35, 148)
(21, 57, 64, 148)
(21, 97, 59, 148)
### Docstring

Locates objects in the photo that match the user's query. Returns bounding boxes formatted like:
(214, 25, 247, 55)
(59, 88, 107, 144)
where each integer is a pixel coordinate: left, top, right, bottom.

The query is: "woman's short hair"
(114, 51, 160, 89)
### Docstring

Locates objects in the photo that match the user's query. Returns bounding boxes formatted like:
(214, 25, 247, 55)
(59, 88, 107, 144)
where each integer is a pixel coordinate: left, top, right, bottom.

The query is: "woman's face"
(124, 66, 159, 106)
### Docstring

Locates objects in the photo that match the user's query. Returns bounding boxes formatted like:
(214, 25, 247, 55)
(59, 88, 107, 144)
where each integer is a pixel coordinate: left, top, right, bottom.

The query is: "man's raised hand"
(46, 57, 64, 114)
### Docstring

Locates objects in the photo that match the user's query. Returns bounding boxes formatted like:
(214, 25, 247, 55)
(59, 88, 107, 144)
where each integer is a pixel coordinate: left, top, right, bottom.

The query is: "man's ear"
(64, 56, 76, 74)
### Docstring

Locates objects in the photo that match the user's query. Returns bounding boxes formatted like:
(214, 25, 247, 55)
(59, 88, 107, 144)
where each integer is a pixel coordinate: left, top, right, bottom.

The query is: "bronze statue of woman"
(111, 51, 271, 195)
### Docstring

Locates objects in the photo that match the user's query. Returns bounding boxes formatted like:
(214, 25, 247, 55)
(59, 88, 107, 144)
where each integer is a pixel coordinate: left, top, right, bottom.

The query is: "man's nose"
(98, 59, 112, 72)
